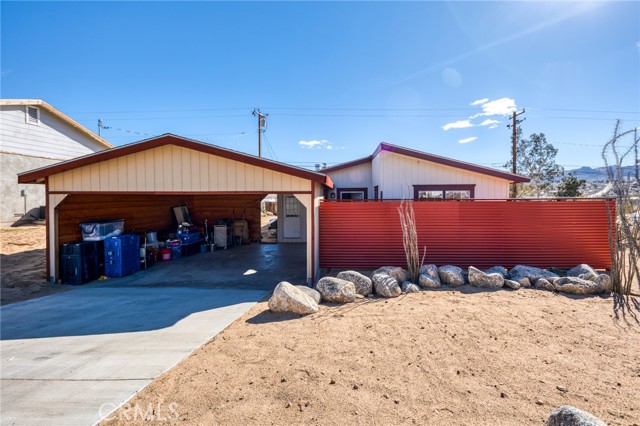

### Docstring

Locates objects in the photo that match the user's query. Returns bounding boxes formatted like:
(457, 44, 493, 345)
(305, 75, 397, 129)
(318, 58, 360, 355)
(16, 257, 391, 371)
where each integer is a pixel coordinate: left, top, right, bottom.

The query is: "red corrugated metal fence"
(319, 199, 614, 270)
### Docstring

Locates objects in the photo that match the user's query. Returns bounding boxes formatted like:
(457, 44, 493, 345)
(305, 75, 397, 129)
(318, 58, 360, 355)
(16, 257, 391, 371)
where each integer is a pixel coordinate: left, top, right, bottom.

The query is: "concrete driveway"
(0, 243, 306, 425)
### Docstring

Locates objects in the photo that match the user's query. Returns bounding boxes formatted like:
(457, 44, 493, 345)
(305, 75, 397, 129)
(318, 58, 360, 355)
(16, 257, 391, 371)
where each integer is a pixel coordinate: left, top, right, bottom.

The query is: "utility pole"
(97, 119, 110, 137)
(507, 109, 526, 198)
(252, 109, 268, 157)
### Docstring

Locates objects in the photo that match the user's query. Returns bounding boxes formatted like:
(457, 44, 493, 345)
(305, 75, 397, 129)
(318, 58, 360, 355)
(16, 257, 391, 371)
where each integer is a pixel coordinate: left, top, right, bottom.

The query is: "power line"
(263, 133, 278, 161)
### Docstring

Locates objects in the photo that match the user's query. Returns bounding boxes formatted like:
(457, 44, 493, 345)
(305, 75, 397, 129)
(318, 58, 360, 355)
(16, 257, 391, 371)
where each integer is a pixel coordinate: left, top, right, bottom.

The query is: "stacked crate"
(104, 234, 140, 278)
(60, 241, 100, 285)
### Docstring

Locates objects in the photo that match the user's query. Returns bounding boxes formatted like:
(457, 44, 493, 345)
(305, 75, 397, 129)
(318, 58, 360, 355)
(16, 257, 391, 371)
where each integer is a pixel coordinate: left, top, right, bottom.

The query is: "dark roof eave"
(321, 155, 373, 173)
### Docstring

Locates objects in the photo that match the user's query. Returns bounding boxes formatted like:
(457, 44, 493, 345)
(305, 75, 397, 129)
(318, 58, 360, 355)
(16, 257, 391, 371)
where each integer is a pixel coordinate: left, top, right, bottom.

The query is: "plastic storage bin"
(214, 225, 229, 249)
(60, 241, 100, 284)
(80, 220, 125, 241)
(61, 241, 100, 257)
(176, 232, 202, 245)
(104, 234, 140, 278)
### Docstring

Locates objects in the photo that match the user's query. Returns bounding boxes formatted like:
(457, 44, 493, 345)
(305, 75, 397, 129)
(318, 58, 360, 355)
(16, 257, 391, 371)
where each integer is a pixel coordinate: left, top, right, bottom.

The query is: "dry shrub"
(602, 121, 640, 296)
(398, 200, 426, 283)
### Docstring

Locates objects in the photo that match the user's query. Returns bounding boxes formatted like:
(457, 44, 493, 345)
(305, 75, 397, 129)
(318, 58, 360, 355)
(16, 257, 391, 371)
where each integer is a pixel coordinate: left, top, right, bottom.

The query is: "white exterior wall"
(312, 182, 324, 283)
(48, 145, 311, 193)
(0, 105, 106, 160)
(326, 162, 373, 199)
(373, 150, 510, 199)
(0, 105, 108, 225)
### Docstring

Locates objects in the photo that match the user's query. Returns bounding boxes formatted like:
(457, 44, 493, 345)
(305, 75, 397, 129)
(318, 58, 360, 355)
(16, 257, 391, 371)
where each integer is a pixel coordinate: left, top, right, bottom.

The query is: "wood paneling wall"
(57, 194, 265, 245)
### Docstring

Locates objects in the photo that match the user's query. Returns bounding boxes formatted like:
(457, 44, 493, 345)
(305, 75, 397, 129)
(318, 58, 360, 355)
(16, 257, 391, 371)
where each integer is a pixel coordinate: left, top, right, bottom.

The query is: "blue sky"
(2, 1, 639, 170)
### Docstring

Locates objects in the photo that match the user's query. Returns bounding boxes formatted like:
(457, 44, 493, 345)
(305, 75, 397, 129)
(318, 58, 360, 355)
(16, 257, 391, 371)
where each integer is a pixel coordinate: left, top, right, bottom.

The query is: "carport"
(17, 134, 333, 285)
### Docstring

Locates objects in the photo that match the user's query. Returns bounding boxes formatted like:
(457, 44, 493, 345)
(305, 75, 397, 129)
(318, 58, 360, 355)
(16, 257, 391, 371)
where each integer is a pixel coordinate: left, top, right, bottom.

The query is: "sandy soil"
(0, 225, 66, 305)
(260, 214, 277, 244)
(102, 289, 640, 426)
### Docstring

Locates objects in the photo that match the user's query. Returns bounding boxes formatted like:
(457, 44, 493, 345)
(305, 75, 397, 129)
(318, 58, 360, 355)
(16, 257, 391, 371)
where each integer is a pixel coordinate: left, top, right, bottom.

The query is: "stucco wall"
(0, 152, 57, 225)
(1, 104, 109, 226)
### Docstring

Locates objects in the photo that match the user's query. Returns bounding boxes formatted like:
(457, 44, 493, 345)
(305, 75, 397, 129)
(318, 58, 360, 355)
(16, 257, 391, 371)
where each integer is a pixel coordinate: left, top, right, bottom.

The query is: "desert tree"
(505, 131, 564, 198)
(602, 120, 639, 296)
(556, 172, 587, 197)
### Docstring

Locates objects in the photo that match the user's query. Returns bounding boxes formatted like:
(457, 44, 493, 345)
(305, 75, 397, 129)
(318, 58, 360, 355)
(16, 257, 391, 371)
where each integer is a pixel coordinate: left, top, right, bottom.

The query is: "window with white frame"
(337, 187, 368, 200)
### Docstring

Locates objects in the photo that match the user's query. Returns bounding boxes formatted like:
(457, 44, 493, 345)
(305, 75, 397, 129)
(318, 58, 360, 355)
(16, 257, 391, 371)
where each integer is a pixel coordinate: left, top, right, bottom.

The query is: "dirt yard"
(101, 289, 640, 426)
(0, 225, 67, 305)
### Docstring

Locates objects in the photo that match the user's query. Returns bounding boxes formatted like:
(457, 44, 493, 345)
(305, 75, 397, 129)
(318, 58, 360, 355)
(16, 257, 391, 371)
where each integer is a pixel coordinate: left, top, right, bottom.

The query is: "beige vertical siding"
(49, 145, 312, 193)
(374, 150, 509, 199)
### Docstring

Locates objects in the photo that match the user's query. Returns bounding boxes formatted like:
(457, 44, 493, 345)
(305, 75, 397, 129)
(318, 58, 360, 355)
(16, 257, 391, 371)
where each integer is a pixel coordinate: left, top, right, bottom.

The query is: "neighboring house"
(322, 142, 529, 200)
(0, 99, 112, 226)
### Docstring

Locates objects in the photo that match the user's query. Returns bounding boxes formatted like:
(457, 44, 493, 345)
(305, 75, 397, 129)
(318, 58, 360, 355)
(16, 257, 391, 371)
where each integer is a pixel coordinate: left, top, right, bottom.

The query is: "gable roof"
(322, 142, 530, 183)
(18, 133, 334, 188)
(0, 99, 113, 149)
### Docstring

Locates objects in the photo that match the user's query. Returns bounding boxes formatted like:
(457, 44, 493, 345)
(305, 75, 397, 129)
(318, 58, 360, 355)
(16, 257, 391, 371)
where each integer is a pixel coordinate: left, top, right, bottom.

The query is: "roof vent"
(26, 106, 40, 125)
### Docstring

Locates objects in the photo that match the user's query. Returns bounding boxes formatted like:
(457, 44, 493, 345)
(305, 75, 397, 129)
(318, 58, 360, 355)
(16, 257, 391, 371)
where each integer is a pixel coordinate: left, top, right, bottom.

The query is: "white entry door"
(283, 195, 302, 239)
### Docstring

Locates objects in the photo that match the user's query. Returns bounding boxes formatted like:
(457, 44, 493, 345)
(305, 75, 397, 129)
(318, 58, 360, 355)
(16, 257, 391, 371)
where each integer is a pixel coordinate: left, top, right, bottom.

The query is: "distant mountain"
(567, 165, 638, 182)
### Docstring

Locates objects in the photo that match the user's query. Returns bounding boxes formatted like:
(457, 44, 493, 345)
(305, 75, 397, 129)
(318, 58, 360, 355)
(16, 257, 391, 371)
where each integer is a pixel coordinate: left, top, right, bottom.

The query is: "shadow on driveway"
(1, 286, 269, 340)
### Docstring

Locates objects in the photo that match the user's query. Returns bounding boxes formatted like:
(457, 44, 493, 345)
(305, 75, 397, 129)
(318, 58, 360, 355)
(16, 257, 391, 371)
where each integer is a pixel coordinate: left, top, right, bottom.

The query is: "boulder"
(316, 277, 356, 303)
(504, 279, 522, 290)
(401, 281, 421, 293)
(295, 285, 322, 304)
(535, 278, 555, 292)
(268, 282, 319, 315)
(337, 270, 373, 296)
(438, 265, 465, 286)
(515, 277, 532, 288)
(372, 273, 402, 298)
(509, 265, 559, 284)
(595, 274, 611, 293)
(544, 405, 607, 426)
(553, 277, 605, 295)
(418, 273, 441, 288)
(372, 266, 409, 284)
(419, 264, 441, 284)
(468, 266, 504, 288)
(566, 264, 599, 279)
(485, 266, 509, 278)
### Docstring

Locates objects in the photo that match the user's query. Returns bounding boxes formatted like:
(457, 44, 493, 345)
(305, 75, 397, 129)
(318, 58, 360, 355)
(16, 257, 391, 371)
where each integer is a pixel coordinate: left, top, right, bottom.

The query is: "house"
(18, 134, 613, 286)
(322, 142, 529, 200)
(0, 99, 112, 226)
(17, 134, 333, 284)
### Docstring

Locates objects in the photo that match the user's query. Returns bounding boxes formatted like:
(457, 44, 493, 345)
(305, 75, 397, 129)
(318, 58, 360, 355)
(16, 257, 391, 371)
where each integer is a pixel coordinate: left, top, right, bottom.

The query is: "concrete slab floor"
(0, 242, 305, 426)
(90, 242, 308, 290)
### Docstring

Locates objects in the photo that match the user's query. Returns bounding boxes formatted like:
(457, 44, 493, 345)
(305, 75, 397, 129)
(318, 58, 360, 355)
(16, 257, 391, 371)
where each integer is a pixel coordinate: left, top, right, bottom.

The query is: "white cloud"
(470, 97, 516, 118)
(479, 119, 500, 127)
(489, 124, 499, 129)
(470, 98, 488, 106)
(299, 139, 331, 149)
(442, 120, 473, 131)
(458, 136, 478, 144)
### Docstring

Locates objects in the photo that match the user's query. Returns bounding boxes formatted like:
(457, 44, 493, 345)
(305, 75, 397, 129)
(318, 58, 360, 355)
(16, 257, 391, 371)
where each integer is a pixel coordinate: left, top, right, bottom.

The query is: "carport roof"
(18, 133, 334, 188)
